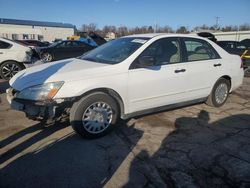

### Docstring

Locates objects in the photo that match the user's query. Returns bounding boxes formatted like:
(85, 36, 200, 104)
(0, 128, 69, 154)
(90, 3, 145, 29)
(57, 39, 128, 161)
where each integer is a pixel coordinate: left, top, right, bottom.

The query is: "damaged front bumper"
(6, 88, 74, 121)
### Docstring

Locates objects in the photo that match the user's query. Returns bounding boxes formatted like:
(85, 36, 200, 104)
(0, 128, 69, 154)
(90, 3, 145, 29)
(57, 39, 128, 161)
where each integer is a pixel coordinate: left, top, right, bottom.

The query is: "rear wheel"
(0, 61, 23, 80)
(70, 92, 119, 139)
(206, 78, 230, 107)
(245, 68, 250, 77)
(41, 52, 53, 62)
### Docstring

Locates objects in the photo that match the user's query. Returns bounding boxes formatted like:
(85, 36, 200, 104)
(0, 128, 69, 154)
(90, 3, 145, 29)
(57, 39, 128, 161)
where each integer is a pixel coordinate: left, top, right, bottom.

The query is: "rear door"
(0, 40, 13, 62)
(180, 37, 223, 99)
(72, 41, 94, 57)
(53, 41, 71, 60)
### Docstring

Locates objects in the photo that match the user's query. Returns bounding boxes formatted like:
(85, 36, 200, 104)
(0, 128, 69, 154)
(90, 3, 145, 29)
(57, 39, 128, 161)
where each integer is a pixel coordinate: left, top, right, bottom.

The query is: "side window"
(67, 41, 76, 47)
(77, 42, 86, 47)
(226, 42, 234, 49)
(56, 42, 64, 48)
(136, 38, 181, 67)
(65, 41, 73, 47)
(71, 41, 85, 47)
(236, 43, 246, 50)
(0, 41, 11, 49)
(57, 42, 68, 48)
(184, 38, 219, 61)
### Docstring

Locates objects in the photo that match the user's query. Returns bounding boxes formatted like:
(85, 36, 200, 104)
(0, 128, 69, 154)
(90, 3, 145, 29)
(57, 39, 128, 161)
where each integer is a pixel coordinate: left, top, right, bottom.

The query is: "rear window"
(0, 41, 12, 49)
(184, 38, 220, 61)
(236, 42, 247, 50)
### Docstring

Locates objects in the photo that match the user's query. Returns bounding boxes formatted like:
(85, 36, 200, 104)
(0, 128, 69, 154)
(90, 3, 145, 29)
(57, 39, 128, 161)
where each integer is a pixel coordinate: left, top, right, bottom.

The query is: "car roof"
(0, 37, 29, 48)
(61, 40, 84, 42)
(217, 40, 240, 43)
(0, 37, 17, 45)
(123, 33, 166, 38)
(122, 33, 208, 40)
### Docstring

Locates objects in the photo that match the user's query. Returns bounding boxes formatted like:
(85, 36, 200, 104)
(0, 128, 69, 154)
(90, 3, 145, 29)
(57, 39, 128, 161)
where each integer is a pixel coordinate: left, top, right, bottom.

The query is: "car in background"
(217, 41, 250, 71)
(241, 39, 250, 49)
(67, 31, 107, 47)
(16, 40, 50, 48)
(197, 32, 217, 42)
(37, 40, 95, 62)
(0, 37, 35, 80)
(7, 34, 244, 138)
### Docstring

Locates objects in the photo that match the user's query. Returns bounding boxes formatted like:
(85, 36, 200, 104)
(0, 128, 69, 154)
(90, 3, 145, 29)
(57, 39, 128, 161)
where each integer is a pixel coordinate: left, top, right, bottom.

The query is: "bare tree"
(79, 23, 250, 38)
(117, 26, 129, 37)
(176, 26, 189, 34)
(148, 26, 154, 33)
(81, 23, 97, 32)
(239, 24, 250, 31)
(103, 25, 117, 34)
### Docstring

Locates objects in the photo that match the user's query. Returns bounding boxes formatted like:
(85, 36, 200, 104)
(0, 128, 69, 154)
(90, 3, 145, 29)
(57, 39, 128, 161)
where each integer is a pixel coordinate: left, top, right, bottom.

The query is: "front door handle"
(214, 63, 221, 67)
(175, 69, 186, 73)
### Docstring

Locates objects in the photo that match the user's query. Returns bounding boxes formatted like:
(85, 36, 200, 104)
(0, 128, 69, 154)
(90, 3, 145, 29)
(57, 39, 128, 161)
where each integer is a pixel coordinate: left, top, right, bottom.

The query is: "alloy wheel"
(2, 63, 21, 79)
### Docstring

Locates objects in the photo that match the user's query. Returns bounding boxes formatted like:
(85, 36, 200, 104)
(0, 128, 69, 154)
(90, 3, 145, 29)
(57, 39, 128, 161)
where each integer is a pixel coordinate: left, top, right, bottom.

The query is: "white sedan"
(0, 37, 34, 80)
(7, 34, 244, 138)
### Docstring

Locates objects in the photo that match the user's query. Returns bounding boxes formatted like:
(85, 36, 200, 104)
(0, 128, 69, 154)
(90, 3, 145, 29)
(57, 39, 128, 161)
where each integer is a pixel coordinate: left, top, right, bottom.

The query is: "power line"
(215, 16, 220, 29)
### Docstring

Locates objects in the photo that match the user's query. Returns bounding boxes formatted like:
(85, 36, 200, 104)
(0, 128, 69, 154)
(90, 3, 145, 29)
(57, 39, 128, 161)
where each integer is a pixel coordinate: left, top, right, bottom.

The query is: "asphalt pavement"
(0, 78, 250, 188)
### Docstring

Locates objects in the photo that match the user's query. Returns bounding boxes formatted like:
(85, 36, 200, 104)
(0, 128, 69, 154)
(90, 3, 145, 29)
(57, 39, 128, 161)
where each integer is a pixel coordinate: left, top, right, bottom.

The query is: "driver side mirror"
(137, 56, 156, 68)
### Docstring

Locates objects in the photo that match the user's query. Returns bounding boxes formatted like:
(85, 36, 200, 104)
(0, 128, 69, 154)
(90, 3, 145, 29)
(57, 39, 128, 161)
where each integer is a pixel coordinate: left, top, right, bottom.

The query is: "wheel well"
(221, 75, 231, 88)
(40, 52, 54, 60)
(78, 88, 125, 117)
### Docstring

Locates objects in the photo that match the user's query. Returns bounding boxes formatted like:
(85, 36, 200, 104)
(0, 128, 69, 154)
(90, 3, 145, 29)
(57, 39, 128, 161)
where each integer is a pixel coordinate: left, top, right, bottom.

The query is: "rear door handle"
(175, 69, 186, 73)
(214, 63, 221, 67)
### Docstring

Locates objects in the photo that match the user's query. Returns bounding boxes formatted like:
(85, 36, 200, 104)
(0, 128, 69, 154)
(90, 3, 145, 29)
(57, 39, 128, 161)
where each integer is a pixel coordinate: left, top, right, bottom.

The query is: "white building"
(105, 32, 116, 41)
(0, 18, 75, 42)
(213, 31, 250, 41)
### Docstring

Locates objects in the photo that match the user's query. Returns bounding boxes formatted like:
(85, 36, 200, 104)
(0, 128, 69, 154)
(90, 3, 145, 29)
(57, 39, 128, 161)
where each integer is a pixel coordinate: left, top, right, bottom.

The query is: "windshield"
(80, 37, 149, 64)
(49, 41, 62, 47)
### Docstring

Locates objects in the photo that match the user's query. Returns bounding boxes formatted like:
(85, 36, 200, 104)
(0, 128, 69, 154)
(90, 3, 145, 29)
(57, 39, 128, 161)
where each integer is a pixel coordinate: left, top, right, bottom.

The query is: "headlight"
(16, 82, 64, 101)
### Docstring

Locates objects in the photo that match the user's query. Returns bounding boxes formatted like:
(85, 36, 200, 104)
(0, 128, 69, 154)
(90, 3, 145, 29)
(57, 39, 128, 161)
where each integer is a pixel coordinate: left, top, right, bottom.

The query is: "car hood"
(10, 58, 113, 91)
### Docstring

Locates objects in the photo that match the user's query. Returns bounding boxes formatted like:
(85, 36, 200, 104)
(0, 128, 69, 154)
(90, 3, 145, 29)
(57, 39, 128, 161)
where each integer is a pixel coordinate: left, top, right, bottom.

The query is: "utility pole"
(154, 20, 157, 33)
(215, 16, 220, 30)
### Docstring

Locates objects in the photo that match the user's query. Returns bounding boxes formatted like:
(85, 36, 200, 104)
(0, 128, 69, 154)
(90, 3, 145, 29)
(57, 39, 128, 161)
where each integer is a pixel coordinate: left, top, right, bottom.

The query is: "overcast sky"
(0, 0, 249, 29)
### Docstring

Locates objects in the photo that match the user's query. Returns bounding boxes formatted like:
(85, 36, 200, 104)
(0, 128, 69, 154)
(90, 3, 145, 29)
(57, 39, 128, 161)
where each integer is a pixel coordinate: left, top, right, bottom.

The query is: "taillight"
(240, 59, 243, 69)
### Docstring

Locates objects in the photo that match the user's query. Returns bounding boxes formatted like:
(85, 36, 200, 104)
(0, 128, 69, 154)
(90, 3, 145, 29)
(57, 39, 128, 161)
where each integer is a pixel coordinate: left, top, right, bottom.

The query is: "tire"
(244, 68, 250, 77)
(70, 92, 119, 139)
(0, 61, 23, 80)
(206, 78, 230, 107)
(41, 52, 53, 62)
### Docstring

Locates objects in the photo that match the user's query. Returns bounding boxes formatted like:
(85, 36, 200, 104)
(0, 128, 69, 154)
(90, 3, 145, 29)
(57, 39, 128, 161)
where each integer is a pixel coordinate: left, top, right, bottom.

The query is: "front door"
(128, 37, 189, 113)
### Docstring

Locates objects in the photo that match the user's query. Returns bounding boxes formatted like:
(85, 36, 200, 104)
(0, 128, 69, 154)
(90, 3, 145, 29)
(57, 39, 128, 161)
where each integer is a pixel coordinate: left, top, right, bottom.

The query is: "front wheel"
(206, 78, 230, 107)
(0, 61, 23, 80)
(70, 92, 119, 139)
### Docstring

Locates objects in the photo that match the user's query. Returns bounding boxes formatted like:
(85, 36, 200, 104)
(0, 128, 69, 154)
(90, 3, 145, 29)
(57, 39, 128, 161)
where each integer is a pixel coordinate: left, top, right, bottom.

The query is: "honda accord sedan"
(7, 34, 244, 138)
